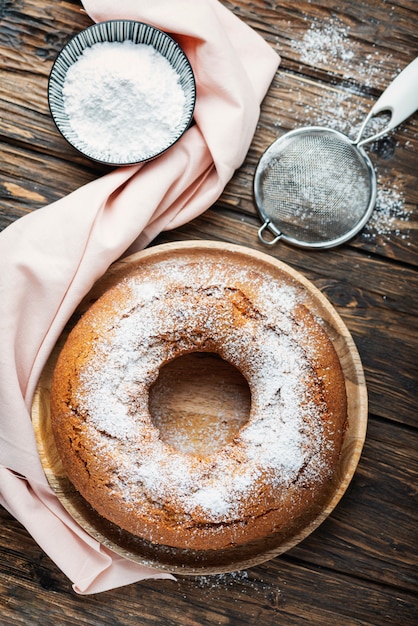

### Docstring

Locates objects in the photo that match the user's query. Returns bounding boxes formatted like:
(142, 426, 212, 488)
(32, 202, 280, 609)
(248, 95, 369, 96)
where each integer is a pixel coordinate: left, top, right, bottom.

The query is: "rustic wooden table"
(1, 1, 417, 624)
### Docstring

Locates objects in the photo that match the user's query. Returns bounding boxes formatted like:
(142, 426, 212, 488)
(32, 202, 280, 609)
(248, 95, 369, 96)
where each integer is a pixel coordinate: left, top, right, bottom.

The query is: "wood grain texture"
(0, 0, 417, 624)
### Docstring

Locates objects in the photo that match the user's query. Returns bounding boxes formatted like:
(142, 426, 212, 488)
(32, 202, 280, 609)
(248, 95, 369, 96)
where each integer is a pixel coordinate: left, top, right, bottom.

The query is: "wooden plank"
(0, 0, 92, 76)
(227, 0, 418, 79)
(288, 417, 418, 591)
(0, 143, 103, 230)
(0, 496, 416, 625)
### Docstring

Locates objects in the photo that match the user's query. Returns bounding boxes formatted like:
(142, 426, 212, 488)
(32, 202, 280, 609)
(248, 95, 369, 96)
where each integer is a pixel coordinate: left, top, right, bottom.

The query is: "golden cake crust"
(50, 248, 347, 551)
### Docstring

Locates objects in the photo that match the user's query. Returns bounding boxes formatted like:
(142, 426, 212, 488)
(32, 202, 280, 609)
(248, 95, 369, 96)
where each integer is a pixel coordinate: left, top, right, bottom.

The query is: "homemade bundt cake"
(50, 244, 347, 552)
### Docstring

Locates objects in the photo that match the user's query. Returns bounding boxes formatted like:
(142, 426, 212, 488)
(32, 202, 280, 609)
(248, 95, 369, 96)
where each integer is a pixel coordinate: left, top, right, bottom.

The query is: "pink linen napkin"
(0, 0, 279, 593)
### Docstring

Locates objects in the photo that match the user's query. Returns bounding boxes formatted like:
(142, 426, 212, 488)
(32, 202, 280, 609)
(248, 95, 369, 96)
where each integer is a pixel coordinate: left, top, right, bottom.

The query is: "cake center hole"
(149, 352, 251, 456)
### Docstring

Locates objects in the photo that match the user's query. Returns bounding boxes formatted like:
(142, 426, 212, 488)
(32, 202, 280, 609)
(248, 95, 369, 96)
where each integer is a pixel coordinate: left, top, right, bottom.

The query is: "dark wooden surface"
(1, 1, 417, 624)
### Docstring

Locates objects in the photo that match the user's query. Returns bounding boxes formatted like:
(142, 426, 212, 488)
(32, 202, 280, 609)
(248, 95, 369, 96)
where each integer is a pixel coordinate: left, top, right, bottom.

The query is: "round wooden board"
(32, 240, 368, 575)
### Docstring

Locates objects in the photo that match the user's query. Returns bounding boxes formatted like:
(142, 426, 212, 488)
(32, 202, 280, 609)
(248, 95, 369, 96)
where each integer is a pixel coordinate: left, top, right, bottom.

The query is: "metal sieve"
(255, 57, 418, 249)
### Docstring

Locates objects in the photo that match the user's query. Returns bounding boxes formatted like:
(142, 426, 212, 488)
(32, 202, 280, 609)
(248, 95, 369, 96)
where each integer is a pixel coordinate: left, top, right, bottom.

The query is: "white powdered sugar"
(62, 41, 186, 162)
(290, 16, 394, 95)
(286, 16, 414, 243)
(363, 184, 411, 242)
(75, 258, 330, 525)
(293, 18, 354, 67)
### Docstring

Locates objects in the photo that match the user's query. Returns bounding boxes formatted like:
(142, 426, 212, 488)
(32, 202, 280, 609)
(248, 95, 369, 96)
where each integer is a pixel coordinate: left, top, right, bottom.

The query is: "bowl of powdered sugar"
(47, 20, 196, 165)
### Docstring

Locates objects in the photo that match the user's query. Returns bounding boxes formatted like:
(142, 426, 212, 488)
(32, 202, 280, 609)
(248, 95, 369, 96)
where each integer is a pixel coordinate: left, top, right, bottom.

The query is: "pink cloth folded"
(0, 0, 279, 593)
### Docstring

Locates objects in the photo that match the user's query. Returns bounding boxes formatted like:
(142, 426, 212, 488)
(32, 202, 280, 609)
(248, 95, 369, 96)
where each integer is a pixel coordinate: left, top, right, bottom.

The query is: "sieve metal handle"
(258, 221, 282, 246)
(355, 56, 418, 148)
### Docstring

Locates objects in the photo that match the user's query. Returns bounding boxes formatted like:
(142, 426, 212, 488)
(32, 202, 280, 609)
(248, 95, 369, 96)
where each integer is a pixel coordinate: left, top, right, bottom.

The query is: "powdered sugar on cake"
(75, 258, 330, 524)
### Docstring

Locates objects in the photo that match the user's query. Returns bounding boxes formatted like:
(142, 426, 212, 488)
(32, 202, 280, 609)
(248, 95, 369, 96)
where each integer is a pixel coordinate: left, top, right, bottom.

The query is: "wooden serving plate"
(32, 240, 368, 575)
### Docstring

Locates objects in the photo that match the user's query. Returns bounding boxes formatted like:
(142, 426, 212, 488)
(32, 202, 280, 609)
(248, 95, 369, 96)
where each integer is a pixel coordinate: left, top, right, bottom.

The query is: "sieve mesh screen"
(255, 130, 373, 245)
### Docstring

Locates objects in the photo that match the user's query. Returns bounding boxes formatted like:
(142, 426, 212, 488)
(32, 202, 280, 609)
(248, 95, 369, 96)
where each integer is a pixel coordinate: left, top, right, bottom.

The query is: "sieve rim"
(254, 126, 377, 249)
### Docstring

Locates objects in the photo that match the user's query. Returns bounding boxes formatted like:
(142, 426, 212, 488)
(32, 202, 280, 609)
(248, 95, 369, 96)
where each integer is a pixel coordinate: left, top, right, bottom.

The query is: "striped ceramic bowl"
(48, 20, 196, 165)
